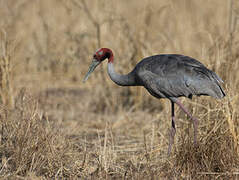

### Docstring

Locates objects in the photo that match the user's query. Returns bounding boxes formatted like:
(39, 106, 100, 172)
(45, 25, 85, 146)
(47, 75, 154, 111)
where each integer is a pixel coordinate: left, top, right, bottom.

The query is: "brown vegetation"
(0, 0, 238, 179)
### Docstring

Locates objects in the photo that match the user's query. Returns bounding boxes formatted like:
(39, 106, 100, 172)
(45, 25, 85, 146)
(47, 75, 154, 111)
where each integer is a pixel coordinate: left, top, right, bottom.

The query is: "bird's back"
(133, 54, 225, 99)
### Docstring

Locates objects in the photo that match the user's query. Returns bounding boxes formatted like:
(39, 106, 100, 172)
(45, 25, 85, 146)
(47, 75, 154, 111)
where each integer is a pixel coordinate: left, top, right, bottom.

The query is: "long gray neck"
(107, 62, 137, 86)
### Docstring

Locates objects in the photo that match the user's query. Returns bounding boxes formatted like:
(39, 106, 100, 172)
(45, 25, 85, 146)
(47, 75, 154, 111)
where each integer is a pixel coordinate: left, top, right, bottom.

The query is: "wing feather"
(135, 54, 225, 99)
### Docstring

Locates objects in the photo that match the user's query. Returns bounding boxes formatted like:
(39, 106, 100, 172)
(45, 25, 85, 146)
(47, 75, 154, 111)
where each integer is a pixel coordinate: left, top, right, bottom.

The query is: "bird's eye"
(93, 54, 97, 59)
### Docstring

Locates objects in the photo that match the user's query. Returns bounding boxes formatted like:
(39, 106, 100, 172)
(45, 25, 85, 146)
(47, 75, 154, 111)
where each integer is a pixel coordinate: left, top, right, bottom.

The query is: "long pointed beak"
(83, 59, 101, 82)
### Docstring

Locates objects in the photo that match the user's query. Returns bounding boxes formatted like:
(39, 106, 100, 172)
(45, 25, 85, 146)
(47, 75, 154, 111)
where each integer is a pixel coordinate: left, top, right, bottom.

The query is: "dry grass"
(0, 0, 238, 179)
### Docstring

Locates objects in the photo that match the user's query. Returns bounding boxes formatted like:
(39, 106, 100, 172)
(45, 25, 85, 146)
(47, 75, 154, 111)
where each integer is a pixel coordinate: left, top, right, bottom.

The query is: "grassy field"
(0, 0, 238, 179)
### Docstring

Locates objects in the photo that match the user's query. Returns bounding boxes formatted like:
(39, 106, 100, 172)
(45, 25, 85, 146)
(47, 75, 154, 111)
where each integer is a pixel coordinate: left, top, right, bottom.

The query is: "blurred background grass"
(0, 0, 238, 179)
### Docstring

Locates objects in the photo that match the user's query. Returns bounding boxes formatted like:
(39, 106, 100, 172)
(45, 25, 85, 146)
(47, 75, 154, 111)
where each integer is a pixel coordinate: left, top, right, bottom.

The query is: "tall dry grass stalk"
(0, 30, 14, 108)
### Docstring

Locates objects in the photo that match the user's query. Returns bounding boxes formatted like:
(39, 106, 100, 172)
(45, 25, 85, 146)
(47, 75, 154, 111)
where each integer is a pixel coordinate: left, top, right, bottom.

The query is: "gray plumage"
(130, 54, 225, 99)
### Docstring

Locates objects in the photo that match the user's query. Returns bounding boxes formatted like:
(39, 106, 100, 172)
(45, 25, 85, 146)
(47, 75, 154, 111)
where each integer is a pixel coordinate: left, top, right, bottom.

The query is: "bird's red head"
(93, 48, 114, 63)
(83, 48, 114, 82)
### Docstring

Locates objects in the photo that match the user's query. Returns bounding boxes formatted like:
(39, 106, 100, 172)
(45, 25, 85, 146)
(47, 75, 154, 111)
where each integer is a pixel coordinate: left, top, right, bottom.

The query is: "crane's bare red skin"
(95, 48, 114, 63)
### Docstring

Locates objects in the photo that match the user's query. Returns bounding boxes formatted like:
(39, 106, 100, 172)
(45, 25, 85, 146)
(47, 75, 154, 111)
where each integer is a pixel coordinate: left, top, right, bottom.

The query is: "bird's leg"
(171, 98, 198, 145)
(168, 101, 176, 155)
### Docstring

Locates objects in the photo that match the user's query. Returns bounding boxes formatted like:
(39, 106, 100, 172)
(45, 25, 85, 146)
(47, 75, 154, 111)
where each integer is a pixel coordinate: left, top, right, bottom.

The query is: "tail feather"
(210, 72, 225, 98)
(211, 71, 224, 83)
(217, 84, 226, 98)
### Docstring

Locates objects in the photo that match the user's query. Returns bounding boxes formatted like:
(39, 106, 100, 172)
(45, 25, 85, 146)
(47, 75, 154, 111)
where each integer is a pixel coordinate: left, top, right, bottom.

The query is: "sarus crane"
(83, 48, 225, 154)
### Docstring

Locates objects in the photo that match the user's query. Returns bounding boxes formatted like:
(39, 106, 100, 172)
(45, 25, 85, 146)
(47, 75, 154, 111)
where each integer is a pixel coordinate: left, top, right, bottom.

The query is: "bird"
(83, 48, 225, 155)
